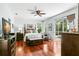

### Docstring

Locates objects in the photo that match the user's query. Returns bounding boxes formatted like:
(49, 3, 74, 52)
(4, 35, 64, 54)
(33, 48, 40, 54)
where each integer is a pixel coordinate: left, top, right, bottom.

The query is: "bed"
(24, 33, 43, 46)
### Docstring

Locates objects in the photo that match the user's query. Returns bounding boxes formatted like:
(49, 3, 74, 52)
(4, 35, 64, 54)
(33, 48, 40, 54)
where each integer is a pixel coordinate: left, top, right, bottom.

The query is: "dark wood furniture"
(43, 34, 49, 41)
(78, 4, 79, 32)
(16, 33, 23, 41)
(0, 33, 16, 56)
(61, 32, 79, 56)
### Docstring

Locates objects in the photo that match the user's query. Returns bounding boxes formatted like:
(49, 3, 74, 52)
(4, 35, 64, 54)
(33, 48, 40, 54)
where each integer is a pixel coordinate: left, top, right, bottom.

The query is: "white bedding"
(24, 33, 43, 42)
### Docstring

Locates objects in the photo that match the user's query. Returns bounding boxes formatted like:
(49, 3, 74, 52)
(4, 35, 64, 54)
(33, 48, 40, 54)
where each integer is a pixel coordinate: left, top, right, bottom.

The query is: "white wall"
(0, 4, 12, 19)
(0, 3, 15, 33)
(42, 5, 78, 39)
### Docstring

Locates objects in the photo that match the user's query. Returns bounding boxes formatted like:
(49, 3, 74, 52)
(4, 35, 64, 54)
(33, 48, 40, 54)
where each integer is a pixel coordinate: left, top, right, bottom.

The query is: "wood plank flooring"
(16, 39, 61, 56)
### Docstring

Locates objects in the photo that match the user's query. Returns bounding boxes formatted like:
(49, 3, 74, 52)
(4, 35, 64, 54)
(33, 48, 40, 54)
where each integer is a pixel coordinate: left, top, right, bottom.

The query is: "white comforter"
(24, 33, 43, 42)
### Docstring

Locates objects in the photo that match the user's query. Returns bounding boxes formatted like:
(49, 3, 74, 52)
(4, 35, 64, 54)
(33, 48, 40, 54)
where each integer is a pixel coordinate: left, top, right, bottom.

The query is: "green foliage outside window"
(64, 20, 67, 31)
(37, 23, 42, 33)
(56, 19, 67, 35)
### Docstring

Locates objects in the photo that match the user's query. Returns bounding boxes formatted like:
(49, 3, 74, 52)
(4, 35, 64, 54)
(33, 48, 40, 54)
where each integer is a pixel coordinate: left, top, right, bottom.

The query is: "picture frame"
(67, 14, 75, 22)
(0, 18, 2, 35)
(2, 18, 11, 34)
(27, 24, 35, 30)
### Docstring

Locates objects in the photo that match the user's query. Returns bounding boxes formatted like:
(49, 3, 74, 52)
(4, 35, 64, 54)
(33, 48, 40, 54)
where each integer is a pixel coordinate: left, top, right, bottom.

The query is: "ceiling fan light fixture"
(28, 6, 46, 17)
(15, 13, 18, 15)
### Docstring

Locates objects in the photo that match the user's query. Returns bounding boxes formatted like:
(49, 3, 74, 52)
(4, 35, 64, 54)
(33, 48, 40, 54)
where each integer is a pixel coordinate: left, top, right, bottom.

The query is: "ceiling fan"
(28, 6, 46, 17)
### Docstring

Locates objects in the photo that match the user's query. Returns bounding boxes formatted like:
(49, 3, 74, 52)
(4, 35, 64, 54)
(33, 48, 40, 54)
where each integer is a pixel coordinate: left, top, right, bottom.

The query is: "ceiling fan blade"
(31, 11, 36, 14)
(38, 14, 42, 17)
(40, 13, 46, 15)
(27, 9, 34, 11)
(38, 10, 42, 12)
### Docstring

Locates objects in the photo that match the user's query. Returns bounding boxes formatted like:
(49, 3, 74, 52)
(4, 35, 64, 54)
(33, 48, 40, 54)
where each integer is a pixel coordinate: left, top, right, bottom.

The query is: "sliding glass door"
(55, 18, 67, 36)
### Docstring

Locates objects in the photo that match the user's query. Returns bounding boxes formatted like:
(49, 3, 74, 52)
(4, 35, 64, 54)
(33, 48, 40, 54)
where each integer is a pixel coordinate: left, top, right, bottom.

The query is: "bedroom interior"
(0, 3, 79, 56)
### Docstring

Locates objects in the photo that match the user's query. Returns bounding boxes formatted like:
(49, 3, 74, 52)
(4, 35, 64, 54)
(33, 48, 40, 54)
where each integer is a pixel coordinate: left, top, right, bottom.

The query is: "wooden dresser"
(0, 33, 16, 56)
(61, 32, 79, 56)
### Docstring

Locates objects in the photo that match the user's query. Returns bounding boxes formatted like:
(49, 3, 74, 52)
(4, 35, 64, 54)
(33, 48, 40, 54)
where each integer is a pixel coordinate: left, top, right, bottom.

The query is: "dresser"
(61, 32, 79, 56)
(0, 33, 16, 56)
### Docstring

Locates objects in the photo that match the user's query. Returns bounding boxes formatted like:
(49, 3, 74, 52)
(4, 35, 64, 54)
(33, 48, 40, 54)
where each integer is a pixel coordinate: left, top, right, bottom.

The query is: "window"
(55, 18, 67, 35)
(48, 23, 52, 31)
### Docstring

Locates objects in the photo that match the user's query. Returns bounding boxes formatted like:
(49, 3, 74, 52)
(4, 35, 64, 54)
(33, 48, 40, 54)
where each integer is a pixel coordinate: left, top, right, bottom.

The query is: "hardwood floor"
(16, 39, 61, 56)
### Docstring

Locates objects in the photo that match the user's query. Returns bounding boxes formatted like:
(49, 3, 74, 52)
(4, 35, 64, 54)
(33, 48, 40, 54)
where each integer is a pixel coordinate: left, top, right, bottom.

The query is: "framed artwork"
(2, 18, 11, 34)
(48, 23, 52, 31)
(27, 24, 35, 30)
(0, 18, 2, 35)
(67, 14, 75, 22)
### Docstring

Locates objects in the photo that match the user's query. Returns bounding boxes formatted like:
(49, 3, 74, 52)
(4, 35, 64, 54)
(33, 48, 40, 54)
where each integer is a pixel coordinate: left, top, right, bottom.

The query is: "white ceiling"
(7, 3, 77, 26)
